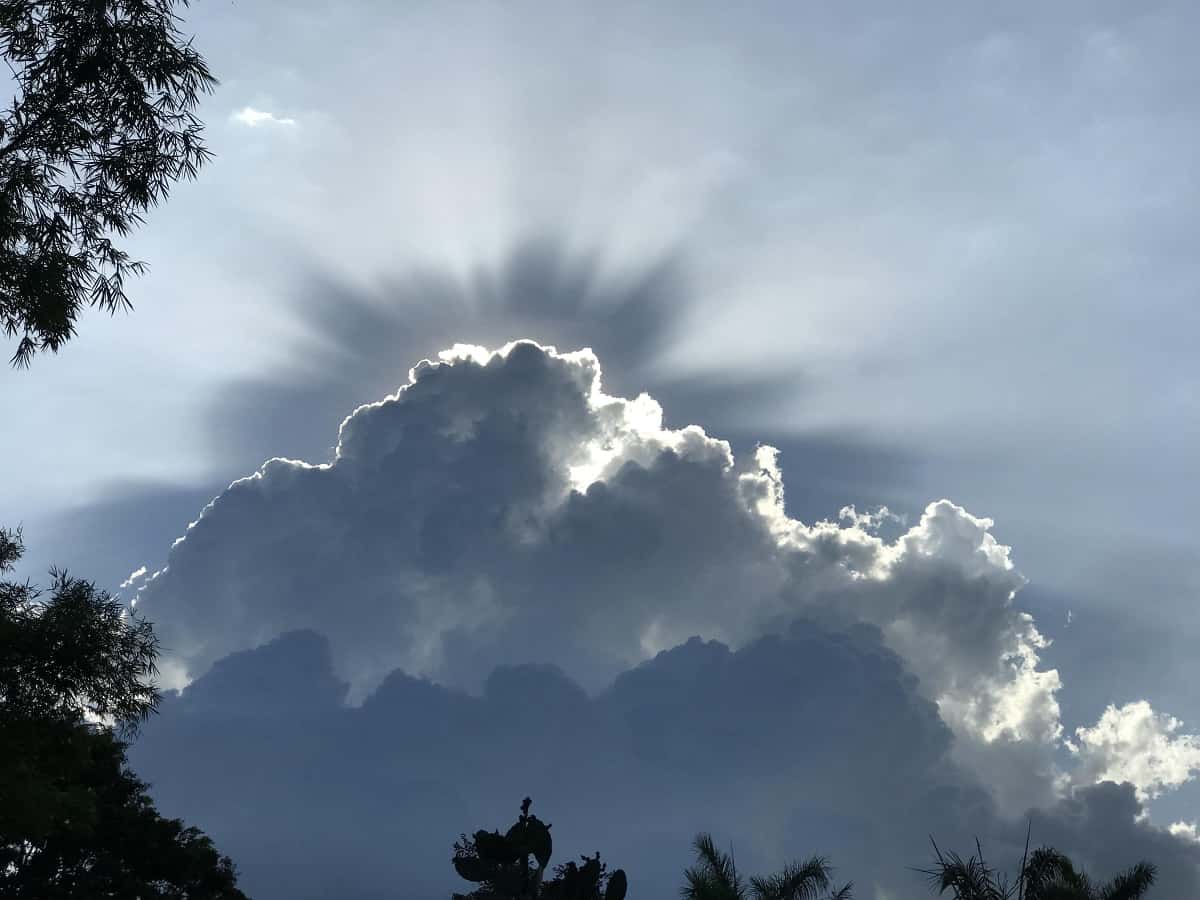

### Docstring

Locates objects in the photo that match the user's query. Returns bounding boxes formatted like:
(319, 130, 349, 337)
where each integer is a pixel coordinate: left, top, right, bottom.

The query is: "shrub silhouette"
(452, 797, 627, 900)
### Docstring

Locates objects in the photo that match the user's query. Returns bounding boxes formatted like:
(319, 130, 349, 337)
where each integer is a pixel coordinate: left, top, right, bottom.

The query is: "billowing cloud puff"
(1068, 701, 1200, 801)
(126, 342, 1175, 814)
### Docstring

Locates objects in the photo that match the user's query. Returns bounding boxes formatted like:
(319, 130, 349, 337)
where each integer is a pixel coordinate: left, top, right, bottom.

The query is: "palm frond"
(684, 834, 745, 900)
(1100, 862, 1156, 900)
(749, 856, 833, 900)
(916, 849, 1011, 900)
(683, 869, 732, 900)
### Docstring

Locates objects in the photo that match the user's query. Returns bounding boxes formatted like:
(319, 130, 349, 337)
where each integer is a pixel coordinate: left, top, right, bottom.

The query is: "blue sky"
(2, 2, 1198, 897)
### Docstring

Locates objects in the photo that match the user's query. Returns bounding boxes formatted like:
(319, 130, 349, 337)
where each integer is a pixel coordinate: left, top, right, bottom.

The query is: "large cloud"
(128, 341, 1189, 817)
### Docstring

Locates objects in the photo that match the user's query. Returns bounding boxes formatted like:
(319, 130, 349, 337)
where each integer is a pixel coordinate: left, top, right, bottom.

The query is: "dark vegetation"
(447, 798, 1158, 900)
(680, 832, 851, 900)
(919, 835, 1157, 900)
(0, 526, 247, 898)
(451, 797, 626, 900)
(0, 0, 216, 365)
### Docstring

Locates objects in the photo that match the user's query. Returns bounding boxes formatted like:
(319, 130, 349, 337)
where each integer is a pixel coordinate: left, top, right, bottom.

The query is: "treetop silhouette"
(452, 797, 627, 900)
(0, 0, 217, 365)
(682, 831, 852, 900)
(0, 524, 159, 732)
(919, 834, 1157, 900)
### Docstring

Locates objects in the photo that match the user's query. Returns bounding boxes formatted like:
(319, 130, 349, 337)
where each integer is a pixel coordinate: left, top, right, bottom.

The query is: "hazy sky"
(3, 2, 1199, 898)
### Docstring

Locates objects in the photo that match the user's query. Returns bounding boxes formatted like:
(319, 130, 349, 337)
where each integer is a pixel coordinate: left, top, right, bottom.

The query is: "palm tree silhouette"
(921, 837, 1156, 900)
(681, 833, 852, 900)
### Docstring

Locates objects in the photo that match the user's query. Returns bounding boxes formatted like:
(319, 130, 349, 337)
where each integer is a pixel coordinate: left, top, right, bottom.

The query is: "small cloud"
(230, 106, 296, 128)
(1169, 821, 1200, 843)
(1068, 700, 1200, 801)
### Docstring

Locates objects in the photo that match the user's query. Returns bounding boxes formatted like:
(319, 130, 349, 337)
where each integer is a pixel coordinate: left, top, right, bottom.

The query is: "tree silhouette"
(0, 720, 248, 898)
(920, 836, 1156, 900)
(682, 832, 853, 900)
(0, 525, 159, 729)
(452, 797, 628, 900)
(0, 526, 248, 898)
(0, 0, 216, 366)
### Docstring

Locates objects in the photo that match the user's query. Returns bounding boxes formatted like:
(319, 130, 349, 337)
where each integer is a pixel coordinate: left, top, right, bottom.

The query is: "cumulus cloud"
(1068, 701, 1200, 801)
(119, 340, 1200, 896)
(230, 106, 297, 127)
(128, 341, 1188, 817)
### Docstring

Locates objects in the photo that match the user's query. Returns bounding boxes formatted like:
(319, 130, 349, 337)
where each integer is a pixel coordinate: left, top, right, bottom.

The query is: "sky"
(3, 2, 1199, 898)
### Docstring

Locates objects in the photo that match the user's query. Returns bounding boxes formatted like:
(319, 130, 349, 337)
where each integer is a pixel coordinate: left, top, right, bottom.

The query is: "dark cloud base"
(130, 623, 1200, 900)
